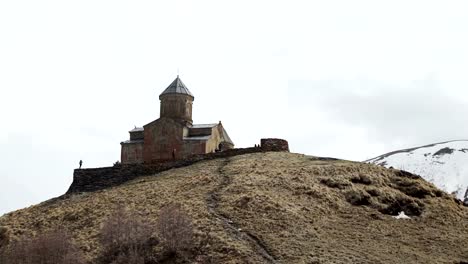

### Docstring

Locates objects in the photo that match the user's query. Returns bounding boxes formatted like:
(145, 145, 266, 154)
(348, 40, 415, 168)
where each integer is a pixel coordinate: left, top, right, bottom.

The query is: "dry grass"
(0, 152, 467, 263)
(0, 227, 85, 264)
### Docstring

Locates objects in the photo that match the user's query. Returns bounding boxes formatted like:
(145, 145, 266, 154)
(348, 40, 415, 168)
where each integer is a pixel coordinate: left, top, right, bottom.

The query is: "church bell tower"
(159, 76, 194, 124)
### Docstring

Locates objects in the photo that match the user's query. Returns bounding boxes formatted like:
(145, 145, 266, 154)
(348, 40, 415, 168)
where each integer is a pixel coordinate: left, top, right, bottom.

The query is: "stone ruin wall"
(67, 139, 289, 194)
(261, 138, 290, 152)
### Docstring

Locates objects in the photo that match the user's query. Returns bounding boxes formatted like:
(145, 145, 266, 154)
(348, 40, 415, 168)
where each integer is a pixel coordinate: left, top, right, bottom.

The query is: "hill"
(367, 140, 468, 199)
(1, 152, 468, 263)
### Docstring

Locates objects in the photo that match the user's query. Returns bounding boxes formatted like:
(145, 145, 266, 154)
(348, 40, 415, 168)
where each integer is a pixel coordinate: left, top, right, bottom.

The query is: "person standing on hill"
(79, 160, 83, 169)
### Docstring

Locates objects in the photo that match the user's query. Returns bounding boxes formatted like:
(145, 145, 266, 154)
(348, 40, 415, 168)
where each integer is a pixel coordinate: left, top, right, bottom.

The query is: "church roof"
(160, 76, 194, 98)
(183, 135, 211, 141)
(186, 123, 234, 145)
(121, 139, 144, 144)
(129, 127, 144, 132)
(221, 127, 234, 145)
(191, 123, 218, 129)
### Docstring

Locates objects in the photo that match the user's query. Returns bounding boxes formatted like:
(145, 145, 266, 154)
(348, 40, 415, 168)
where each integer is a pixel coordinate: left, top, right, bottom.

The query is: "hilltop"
(1, 152, 468, 263)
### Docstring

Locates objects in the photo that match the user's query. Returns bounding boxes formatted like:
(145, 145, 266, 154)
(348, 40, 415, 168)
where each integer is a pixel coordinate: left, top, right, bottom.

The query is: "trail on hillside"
(206, 157, 278, 264)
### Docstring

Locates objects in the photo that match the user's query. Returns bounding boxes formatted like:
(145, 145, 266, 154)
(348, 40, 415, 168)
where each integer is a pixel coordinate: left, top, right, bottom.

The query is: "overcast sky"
(1, 0, 468, 216)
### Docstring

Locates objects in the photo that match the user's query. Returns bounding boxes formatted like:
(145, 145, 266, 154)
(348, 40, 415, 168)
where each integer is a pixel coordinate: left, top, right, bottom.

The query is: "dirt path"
(206, 157, 278, 264)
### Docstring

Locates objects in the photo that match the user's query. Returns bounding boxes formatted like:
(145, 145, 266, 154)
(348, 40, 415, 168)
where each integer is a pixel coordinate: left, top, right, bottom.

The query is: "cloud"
(287, 76, 468, 159)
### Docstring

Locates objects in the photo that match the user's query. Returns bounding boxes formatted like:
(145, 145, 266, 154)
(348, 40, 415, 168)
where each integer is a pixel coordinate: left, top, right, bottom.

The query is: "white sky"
(1, 0, 468, 215)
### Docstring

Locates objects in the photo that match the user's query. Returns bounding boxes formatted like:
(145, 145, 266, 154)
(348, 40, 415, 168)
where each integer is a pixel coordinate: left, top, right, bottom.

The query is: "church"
(120, 76, 234, 164)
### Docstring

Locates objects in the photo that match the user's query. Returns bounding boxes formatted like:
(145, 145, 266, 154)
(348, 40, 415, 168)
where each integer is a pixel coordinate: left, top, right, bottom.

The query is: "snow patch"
(368, 140, 468, 200)
(393, 211, 411, 219)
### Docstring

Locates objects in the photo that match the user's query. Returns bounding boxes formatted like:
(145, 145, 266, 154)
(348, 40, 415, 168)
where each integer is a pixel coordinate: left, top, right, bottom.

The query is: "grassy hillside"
(1, 152, 467, 263)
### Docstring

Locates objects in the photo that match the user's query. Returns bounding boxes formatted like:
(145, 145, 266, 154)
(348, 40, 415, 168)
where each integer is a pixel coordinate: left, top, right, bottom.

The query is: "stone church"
(120, 76, 234, 164)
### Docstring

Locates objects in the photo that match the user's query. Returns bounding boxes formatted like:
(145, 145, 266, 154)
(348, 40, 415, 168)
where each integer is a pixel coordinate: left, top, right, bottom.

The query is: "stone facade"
(121, 76, 234, 164)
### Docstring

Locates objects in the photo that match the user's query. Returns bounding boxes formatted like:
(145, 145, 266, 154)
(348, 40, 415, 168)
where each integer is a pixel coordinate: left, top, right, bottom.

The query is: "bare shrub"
(98, 207, 157, 264)
(156, 203, 194, 255)
(0, 228, 85, 264)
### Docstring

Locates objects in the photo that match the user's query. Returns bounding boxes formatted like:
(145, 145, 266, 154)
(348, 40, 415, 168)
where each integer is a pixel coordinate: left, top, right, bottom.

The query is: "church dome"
(159, 75, 194, 99)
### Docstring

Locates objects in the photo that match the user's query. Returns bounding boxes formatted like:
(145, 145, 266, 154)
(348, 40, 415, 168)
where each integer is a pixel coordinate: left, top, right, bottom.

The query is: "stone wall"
(121, 142, 144, 164)
(182, 140, 206, 159)
(261, 138, 290, 152)
(68, 139, 289, 194)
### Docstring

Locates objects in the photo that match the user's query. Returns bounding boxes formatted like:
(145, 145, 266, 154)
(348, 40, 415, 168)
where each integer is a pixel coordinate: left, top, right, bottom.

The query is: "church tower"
(121, 75, 233, 164)
(159, 76, 194, 124)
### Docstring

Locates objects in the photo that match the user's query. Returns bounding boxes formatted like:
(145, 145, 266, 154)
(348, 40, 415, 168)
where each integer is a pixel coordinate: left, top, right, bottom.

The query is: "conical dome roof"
(159, 76, 194, 98)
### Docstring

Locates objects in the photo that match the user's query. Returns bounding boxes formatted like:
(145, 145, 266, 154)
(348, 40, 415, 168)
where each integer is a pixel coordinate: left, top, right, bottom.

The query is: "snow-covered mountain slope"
(367, 140, 468, 200)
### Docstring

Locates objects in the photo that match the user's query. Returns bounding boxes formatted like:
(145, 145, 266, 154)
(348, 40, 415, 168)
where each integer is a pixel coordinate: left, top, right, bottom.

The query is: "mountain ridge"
(366, 139, 468, 163)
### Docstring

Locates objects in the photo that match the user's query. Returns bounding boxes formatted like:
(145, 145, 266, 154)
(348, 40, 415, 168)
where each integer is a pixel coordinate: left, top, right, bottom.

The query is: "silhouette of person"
(172, 149, 176, 160)
(79, 160, 83, 169)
